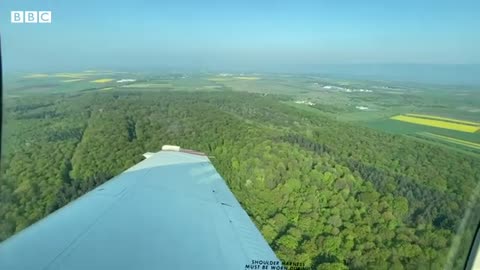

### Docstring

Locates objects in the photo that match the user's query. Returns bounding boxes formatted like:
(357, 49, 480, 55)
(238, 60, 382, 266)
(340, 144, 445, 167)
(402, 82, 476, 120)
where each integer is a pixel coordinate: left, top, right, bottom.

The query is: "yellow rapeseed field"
(53, 73, 88, 78)
(391, 115, 480, 133)
(91, 78, 114, 83)
(406, 113, 479, 126)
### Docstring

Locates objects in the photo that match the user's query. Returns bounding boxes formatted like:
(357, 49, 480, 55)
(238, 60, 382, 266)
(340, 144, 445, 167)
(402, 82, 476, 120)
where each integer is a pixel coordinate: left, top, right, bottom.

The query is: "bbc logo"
(11, 11, 52, 24)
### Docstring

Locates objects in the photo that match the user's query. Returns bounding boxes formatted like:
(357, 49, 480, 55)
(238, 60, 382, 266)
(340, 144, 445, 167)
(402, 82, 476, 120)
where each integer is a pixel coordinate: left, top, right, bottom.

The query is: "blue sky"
(1, 0, 479, 72)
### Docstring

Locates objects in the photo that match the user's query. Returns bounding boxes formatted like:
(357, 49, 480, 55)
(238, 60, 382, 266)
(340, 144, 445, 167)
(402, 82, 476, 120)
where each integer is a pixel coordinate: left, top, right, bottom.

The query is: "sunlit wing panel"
(0, 150, 279, 270)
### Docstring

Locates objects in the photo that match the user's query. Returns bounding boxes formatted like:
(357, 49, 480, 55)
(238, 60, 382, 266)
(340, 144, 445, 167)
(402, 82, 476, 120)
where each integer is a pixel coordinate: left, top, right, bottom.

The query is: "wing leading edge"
(0, 148, 280, 270)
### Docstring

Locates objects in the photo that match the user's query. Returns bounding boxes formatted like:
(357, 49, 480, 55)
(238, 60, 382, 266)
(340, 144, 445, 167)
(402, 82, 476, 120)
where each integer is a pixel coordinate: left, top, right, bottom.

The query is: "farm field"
(405, 113, 480, 126)
(418, 132, 480, 151)
(390, 114, 479, 133)
(91, 78, 114, 83)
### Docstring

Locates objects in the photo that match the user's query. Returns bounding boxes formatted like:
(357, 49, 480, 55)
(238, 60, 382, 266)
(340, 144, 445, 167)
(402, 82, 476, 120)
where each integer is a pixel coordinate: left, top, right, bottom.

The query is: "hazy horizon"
(5, 64, 480, 87)
(2, 0, 479, 85)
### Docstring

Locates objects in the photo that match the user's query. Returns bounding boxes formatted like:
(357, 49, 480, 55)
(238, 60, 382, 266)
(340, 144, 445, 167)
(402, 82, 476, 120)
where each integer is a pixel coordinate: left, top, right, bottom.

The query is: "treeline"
(1, 91, 479, 270)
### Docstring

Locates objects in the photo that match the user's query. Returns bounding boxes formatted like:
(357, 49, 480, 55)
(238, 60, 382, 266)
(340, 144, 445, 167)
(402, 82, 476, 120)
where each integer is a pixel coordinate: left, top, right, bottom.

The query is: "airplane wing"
(0, 146, 280, 270)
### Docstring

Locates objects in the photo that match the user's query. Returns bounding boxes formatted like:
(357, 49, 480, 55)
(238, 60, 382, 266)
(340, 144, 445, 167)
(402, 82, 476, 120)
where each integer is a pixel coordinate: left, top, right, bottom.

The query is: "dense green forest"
(1, 91, 479, 269)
